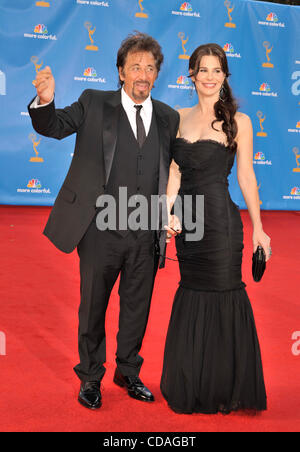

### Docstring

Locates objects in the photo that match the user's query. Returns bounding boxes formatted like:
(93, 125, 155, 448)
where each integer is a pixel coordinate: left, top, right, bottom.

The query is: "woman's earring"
(189, 82, 195, 99)
(219, 85, 226, 102)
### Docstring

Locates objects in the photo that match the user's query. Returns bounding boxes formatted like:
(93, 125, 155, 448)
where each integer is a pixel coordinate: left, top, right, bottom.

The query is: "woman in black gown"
(161, 44, 271, 414)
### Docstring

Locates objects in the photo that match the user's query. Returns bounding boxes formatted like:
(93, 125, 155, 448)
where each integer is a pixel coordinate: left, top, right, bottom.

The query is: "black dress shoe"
(113, 368, 154, 402)
(78, 381, 102, 409)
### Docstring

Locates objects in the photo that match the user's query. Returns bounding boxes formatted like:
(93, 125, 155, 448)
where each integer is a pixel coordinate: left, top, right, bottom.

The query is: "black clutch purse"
(252, 246, 266, 282)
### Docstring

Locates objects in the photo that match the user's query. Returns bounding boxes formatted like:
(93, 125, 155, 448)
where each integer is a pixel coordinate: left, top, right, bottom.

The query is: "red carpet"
(0, 206, 299, 432)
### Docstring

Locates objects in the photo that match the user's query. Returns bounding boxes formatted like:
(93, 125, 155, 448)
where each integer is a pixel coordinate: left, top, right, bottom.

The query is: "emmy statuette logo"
(178, 32, 190, 60)
(31, 56, 44, 74)
(36, 1, 50, 6)
(135, 0, 148, 18)
(256, 111, 267, 137)
(224, 0, 236, 28)
(29, 133, 44, 163)
(292, 147, 300, 172)
(262, 41, 274, 68)
(85, 22, 99, 51)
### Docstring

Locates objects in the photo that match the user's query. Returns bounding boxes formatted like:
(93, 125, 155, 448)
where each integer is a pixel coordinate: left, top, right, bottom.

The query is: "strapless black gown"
(160, 138, 267, 414)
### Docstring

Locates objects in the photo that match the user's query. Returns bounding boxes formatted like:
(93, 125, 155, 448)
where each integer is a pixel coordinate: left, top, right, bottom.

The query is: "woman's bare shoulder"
(177, 108, 194, 137)
(177, 107, 193, 117)
(235, 112, 253, 147)
(235, 111, 252, 128)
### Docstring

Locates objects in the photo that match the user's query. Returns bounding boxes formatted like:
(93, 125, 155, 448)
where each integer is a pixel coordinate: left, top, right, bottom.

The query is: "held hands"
(164, 215, 182, 244)
(32, 66, 55, 105)
(253, 228, 272, 262)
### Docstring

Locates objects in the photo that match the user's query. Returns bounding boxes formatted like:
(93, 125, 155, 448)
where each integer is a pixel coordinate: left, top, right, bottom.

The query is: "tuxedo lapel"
(153, 102, 171, 198)
(152, 100, 172, 269)
(102, 90, 121, 185)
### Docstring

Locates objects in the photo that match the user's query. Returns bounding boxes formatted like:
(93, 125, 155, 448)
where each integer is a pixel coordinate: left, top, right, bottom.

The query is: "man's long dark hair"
(116, 31, 164, 87)
(189, 43, 238, 152)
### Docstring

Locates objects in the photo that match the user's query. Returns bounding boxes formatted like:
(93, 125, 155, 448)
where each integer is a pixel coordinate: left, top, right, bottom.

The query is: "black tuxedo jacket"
(28, 89, 179, 268)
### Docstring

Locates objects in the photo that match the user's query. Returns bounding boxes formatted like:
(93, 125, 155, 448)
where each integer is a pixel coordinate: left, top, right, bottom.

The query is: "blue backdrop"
(0, 0, 299, 209)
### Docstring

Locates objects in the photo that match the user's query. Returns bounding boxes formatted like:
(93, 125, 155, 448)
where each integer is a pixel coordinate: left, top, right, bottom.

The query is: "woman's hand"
(253, 228, 272, 261)
(164, 215, 182, 243)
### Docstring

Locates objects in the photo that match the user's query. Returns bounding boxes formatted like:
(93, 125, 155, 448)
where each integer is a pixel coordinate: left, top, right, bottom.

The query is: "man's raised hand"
(32, 66, 55, 105)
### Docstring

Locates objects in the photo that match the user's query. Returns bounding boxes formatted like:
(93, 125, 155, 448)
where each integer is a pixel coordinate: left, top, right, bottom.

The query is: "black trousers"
(73, 218, 159, 382)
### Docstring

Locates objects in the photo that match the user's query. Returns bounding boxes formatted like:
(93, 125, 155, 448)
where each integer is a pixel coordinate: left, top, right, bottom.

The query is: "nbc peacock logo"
(168, 75, 194, 90)
(177, 75, 190, 85)
(283, 186, 300, 200)
(17, 179, 51, 194)
(253, 151, 272, 166)
(291, 187, 300, 195)
(224, 43, 234, 53)
(223, 43, 241, 59)
(180, 2, 192, 11)
(260, 83, 270, 92)
(172, 1, 200, 17)
(266, 13, 278, 22)
(254, 152, 265, 161)
(24, 24, 57, 40)
(288, 121, 300, 134)
(252, 82, 278, 97)
(84, 67, 97, 77)
(34, 24, 48, 34)
(259, 12, 285, 28)
(27, 179, 42, 189)
(74, 67, 106, 84)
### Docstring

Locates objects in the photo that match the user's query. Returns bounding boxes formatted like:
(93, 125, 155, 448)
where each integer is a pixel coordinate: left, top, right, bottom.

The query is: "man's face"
(119, 51, 158, 103)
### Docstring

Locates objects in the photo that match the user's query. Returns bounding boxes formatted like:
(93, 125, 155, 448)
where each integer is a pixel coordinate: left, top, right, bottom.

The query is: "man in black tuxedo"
(28, 32, 179, 409)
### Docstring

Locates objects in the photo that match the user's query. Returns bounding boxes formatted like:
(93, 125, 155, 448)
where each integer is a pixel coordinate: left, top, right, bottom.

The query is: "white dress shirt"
(30, 87, 153, 139)
(120, 87, 152, 138)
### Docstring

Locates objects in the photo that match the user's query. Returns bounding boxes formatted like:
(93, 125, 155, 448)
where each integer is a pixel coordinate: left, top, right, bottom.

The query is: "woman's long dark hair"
(189, 43, 238, 152)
